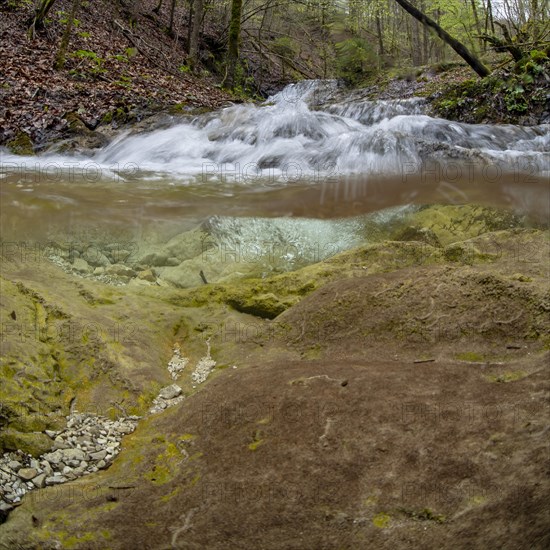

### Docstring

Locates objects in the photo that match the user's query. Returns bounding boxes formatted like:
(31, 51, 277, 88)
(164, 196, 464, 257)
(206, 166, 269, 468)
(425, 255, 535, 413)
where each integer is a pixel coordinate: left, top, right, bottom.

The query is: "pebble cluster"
(191, 340, 216, 385)
(0, 412, 138, 516)
(46, 246, 156, 287)
(191, 355, 217, 385)
(150, 341, 217, 412)
(168, 345, 189, 380)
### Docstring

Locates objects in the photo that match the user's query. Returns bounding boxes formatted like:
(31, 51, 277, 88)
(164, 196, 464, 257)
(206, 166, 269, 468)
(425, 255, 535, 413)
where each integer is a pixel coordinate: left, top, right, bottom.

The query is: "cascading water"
(1, 79, 548, 286)
(2, 79, 548, 182)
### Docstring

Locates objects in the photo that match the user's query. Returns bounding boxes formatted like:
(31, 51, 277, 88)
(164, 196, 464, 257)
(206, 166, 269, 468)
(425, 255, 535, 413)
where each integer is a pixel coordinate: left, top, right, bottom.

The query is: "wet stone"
(45, 476, 67, 485)
(32, 473, 47, 489)
(7, 461, 22, 472)
(17, 468, 38, 481)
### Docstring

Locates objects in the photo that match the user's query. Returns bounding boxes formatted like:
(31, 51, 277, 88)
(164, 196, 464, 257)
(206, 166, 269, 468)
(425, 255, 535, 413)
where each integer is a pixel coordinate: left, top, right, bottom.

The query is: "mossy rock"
(0, 429, 52, 457)
(6, 131, 34, 155)
(443, 242, 477, 263)
(60, 112, 109, 151)
(408, 205, 522, 246)
(100, 107, 130, 126)
(8, 413, 49, 433)
(64, 112, 91, 135)
(393, 226, 441, 248)
(226, 292, 297, 319)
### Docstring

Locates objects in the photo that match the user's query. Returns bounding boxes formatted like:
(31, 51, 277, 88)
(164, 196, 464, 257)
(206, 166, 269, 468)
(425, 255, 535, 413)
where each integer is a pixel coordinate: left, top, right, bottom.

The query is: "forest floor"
(0, 0, 232, 151)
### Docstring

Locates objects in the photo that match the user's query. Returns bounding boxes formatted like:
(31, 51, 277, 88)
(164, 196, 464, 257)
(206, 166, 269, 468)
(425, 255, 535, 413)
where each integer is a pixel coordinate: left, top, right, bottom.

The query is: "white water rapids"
(1, 79, 548, 201)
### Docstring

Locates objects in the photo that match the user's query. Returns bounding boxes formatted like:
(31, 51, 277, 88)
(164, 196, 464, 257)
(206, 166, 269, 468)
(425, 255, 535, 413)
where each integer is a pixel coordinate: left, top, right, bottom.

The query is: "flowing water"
(1, 80, 548, 285)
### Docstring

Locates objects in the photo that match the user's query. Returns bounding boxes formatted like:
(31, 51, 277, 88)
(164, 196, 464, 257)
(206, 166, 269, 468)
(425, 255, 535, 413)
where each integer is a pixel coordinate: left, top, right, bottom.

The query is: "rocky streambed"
(0, 341, 221, 520)
(0, 412, 138, 520)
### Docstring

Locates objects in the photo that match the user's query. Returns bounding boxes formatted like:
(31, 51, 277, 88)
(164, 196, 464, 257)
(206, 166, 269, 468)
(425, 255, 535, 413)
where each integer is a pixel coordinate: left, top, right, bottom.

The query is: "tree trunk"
(224, 0, 243, 89)
(152, 0, 163, 15)
(412, 20, 421, 65)
(375, 15, 385, 56)
(348, 0, 360, 33)
(27, 0, 58, 37)
(54, 0, 81, 70)
(469, 0, 483, 50)
(189, 0, 204, 68)
(169, 0, 177, 34)
(482, 22, 525, 62)
(485, 0, 495, 36)
(393, 0, 490, 77)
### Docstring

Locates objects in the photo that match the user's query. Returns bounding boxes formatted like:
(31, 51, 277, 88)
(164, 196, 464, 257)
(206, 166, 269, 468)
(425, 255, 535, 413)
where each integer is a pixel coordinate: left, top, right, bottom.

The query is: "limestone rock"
(83, 247, 111, 267)
(105, 264, 136, 277)
(32, 473, 47, 488)
(137, 269, 156, 282)
(17, 468, 38, 481)
(72, 258, 91, 273)
(158, 384, 182, 400)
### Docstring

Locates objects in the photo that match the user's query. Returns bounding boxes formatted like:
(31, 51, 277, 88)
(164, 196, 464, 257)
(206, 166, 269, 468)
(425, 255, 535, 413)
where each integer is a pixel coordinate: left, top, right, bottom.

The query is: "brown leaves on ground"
(0, 1, 231, 148)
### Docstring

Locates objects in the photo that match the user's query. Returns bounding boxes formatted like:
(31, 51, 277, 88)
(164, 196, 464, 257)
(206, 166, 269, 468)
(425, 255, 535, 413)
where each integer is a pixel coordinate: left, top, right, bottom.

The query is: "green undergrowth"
(431, 50, 549, 123)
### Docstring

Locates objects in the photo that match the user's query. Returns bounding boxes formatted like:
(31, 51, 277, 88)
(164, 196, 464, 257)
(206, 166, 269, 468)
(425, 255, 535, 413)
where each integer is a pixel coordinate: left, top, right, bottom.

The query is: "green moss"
(35, 527, 97, 549)
(94, 501, 119, 513)
(248, 429, 264, 451)
(393, 226, 441, 248)
(444, 243, 476, 263)
(303, 343, 323, 359)
(372, 512, 391, 528)
(227, 292, 297, 319)
(64, 112, 91, 135)
(145, 464, 172, 485)
(131, 454, 144, 465)
(297, 281, 317, 295)
(132, 382, 162, 415)
(168, 102, 190, 114)
(0, 430, 52, 457)
(8, 413, 49, 432)
(6, 131, 34, 155)
(456, 352, 485, 362)
(486, 371, 528, 383)
(431, 57, 550, 123)
(144, 442, 182, 485)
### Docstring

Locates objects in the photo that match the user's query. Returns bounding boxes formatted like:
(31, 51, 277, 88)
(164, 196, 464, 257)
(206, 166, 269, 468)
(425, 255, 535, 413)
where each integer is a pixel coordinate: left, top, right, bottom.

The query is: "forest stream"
(0, 80, 549, 549)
